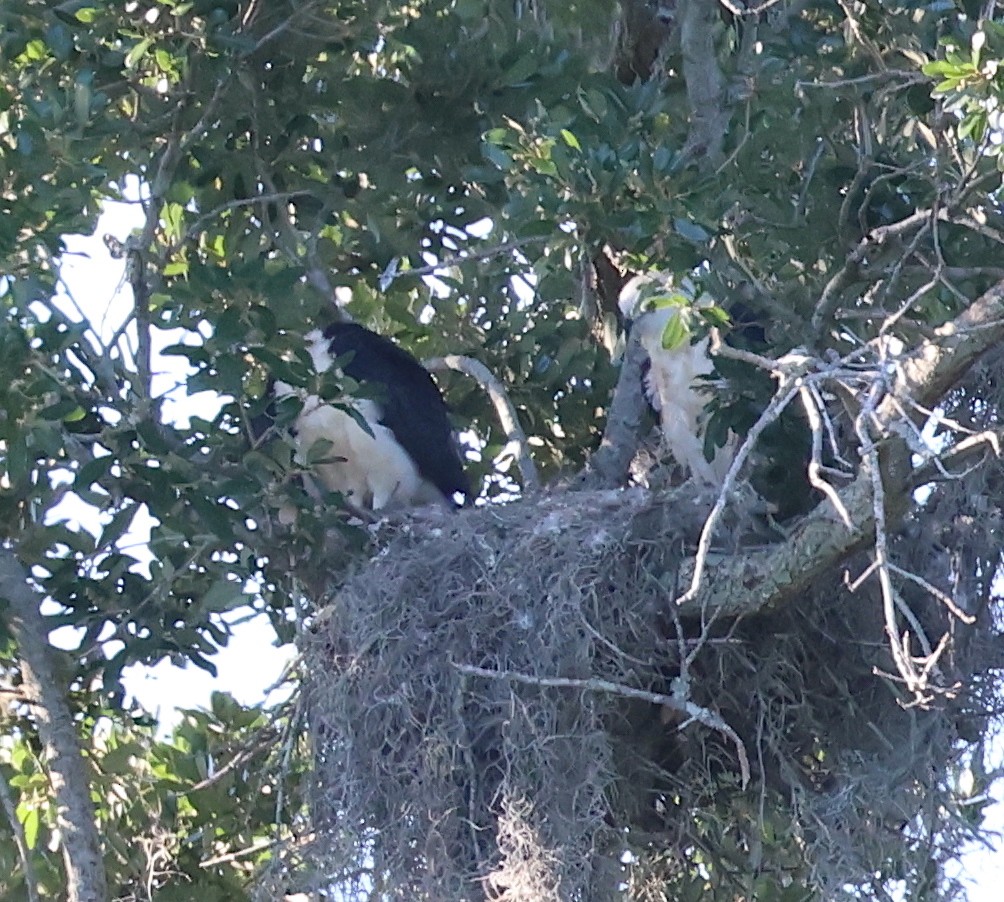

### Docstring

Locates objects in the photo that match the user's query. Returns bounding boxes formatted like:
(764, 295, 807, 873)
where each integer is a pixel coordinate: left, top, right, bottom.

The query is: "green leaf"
(500, 53, 538, 87)
(453, 0, 485, 20)
(125, 37, 153, 70)
(201, 578, 246, 613)
(673, 218, 711, 243)
(39, 399, 84, 421)
(6, 434, 30, 487)
(21, 807, 39, 850)
(481, 142, 513, 171)
(700, 305, 731, 328)
(660, 312, 689, 350)
(45, 24, 74, 61)
(560, 129, 581, 151)
(162, 202, 185, 242)
(74, 454, 116, 490)
(99, 503, 138, 550)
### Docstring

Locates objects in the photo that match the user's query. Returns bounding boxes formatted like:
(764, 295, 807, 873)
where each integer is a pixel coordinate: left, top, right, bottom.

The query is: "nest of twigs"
(290, 483, 997, 901)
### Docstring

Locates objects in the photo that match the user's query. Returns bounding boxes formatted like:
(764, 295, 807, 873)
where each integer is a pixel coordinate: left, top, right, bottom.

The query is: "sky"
(44, 196, 1004, 899)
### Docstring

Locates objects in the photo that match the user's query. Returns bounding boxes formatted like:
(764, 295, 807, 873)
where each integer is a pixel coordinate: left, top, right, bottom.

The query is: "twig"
(799, 385, 853, 528)
(807, 380, 854, 470)
(795, 70, 924, 91)
(382, 236, 548, 284)
(911, 429, 1003, 488)
(453, 660, 750, 787)
(180, 192, 302, 247)
(856, 391, 931, 700)
(185, 725, 282, 795)
(812, 209, 931, 331)
(30, 254, 124, 400)
(888, 563, 976, 625)
(708, 331, 780, 373)
(273, 690, 305, 845)
(126, 245, 153, 412)
(836, 0, 886, 68)
(675, 355, 809, 608)
(200, 838, 278, 868)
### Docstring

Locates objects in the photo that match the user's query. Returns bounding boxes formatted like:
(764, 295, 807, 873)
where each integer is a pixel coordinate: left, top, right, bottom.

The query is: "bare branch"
(795, 70, 924, 91)
(911, 428, 1003, 488)
(454, 660, 750, 788)
(185, 725, 282, 795)
(425, 354, 540, 492)
(812, 209, 931, 331)
(676, 351, 811, 607)
(799, 385, 853, 528)
(200, 838, 278, 869)
(888, 563, 976, 625)
(243, 0, 325, 57)
(858, 407, 932, 698)
(383, 236, 548, 285)
(681, 277, 1004, 623)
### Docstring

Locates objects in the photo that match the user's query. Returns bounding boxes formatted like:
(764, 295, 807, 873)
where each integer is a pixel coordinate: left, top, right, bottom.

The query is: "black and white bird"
(618, 272, 736, 488)
(272, 322, 470, 512)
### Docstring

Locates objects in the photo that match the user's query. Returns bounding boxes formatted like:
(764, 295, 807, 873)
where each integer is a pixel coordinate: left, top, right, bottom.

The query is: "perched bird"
(270, 322, 470, 512)
(618, 272, 735, 488)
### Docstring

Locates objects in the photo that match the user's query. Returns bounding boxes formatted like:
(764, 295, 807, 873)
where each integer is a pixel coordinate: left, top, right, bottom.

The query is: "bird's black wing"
(323, 323, 470, 504)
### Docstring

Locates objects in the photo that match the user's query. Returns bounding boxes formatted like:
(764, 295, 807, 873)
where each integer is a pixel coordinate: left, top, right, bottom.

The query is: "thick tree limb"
(897, 278, 1004, 407)
(680, 0, 730, 168)
(582, 330, 651, 486)
(614, 0, 674, 84)
(0, 548, 107, 902)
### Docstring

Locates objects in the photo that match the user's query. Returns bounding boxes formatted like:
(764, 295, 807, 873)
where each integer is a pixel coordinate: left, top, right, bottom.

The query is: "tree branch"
(580, 329, 651, 487)
(680, 277, 1004, 620)
(679, 0, 730, 168)
(453, 660, 750, 788)
(425, 354, 539, 492)
(0, 548, 107, 902)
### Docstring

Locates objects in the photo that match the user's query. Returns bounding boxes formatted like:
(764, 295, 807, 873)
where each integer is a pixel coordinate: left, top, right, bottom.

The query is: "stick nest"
(293, 485, 996, 901)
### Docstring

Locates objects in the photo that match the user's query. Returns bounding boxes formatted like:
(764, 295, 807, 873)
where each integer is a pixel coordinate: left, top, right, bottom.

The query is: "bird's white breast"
(619, 273, 735, 487)
(276, 367, 441, 512)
